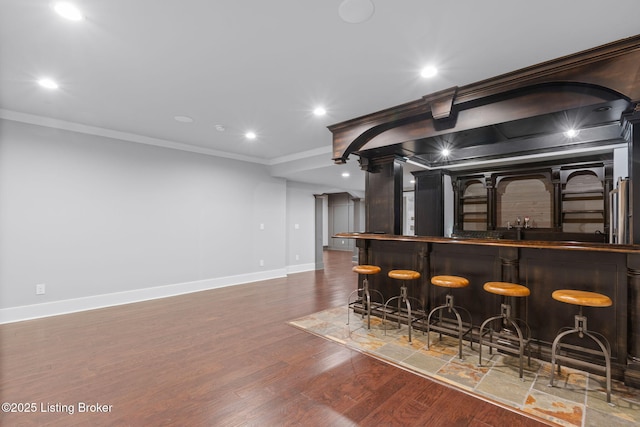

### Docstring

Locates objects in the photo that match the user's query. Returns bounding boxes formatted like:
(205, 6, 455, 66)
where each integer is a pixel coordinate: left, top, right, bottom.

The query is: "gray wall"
(0, 119, 324, 321)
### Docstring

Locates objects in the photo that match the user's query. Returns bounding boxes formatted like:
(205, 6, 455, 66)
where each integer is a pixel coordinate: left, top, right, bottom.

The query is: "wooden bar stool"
(548, 289, 613, 404)
(347, 265, 384, 329)
(383, 269, 422, 343)
(426, 275, 473, 360)
(479, 281, 531, 379)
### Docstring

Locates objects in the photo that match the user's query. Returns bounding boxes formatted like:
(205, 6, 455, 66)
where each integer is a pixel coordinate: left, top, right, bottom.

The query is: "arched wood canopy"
(329, 35, 640, 171)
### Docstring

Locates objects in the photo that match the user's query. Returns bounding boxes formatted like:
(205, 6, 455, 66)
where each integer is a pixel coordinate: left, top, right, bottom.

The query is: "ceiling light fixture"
(173, 115, 194, 123)
(441, 148, 450, 157)
(313, 107, 327, 116)
(53, 2, 84, 21)
(338, 0, 375, 24)
(38, 78, 59, 89)
(420, 65, 438, 78)
(245, 131, 257, 140)
(215, 125, 226, 132)
(342, 172, 350, 178)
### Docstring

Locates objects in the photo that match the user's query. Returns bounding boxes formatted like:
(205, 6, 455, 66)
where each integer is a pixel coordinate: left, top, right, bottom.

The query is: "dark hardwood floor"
(0, 250, 552, 426)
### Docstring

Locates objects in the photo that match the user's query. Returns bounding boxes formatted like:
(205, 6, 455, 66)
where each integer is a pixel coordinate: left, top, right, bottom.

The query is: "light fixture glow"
(38, 78, 59, 89)
(441, 148, 450, 157)
(173, 115, 194, 123)
(420, 65, 438, 78)
(313, 106, 326, 116)
(565, 128, 579, 138)
(342, 172, 350, 178)
(245, 131, 257, 140)
(53, 2, 84, 21)
(338, 0, 375, 24)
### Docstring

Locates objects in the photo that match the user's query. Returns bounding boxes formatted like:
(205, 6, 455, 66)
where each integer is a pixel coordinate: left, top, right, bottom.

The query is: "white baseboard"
(0, 268, 288, 324)
(286, 262, 316, 274)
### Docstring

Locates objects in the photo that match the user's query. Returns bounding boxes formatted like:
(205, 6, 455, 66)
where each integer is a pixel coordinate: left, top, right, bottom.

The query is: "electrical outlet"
(295, 254, 299, 261)
(36, 283, 46, 295)
(259, 259, 264, 267)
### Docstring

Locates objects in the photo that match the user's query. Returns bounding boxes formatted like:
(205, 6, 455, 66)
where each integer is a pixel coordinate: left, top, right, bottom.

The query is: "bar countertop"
(335, 232, 640, 254)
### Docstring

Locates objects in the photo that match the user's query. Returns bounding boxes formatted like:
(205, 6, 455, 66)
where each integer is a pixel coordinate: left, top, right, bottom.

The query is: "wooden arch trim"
(329, 34, 640, 164)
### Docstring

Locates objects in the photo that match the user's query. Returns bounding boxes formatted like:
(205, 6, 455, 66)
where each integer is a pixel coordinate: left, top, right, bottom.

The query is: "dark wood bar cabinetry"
(329, 35, 640, 387)
(337, 232, 639, 385)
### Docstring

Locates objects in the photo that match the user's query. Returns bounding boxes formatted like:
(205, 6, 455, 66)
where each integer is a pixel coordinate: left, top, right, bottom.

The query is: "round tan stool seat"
(484, 281, 530, 298)
(551, 290, 612, 307)
(388, 269, 421, 281)
(431, 275, 469, 288)
(352, 265, 381, 275)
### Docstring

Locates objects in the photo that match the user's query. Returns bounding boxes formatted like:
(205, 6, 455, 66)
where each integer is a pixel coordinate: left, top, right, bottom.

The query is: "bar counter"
(337, 232, 640, 387)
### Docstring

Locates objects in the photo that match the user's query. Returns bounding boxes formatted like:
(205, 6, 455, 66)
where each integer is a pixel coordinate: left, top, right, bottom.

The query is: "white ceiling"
(1, 1, 639, 192)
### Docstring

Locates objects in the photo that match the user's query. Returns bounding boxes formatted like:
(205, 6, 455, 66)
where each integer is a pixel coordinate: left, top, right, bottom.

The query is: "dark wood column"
(626, 108, 640, 244)
(552, 166, 562, 230)
(624, 108, 640, 387)
(627, 254, 640, 387)
(362, 156, 403, 234)
(485, 173, 495, 230)
(451, 178, 461, 232)
(414, 170, 446, 236)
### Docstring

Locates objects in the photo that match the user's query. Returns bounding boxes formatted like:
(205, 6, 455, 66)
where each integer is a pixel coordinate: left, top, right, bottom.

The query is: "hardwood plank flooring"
(0, 250, 552, 426)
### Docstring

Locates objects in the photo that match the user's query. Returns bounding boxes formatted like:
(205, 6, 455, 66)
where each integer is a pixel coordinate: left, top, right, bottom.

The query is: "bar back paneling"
(520, 248, 627, 362)
(366, 240, 429, 308)
(429, 244, 501, 325)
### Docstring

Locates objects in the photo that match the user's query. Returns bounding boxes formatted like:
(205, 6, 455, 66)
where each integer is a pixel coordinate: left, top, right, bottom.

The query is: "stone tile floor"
(289, 306, 640, 427)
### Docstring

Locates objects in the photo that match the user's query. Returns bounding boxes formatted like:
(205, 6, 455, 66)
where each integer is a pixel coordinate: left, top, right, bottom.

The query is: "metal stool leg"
(383, 283, 421, 343)
(347, 275, 384, 330)
(549, 310, 612, 404)
(478, 302, 530, 379)
(426, 293, 467, 360)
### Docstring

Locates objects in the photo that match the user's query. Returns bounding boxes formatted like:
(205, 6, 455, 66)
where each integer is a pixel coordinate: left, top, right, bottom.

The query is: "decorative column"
(624, 107, 640, 387)
(626, 254, 640, 387)
(552, 167, 562, 230)
(414, 170, 446, 236)
(417, 243, 432, 311)
(361, 155, 403, 235)
(485, 173, 495, 230)
(313, 194, 327, 270)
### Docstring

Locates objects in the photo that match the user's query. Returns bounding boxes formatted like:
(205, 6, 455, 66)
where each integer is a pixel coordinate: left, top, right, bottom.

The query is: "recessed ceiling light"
(594, 106, 611, 112)
(441, 148, 450, 157)
(215, 124, 226, 132)
(173, 115, 193, 123)
(38, 78, 59, 89)
(53, 2, 84, 21)
(342, 172, 350, 178)
(313, 107, 327, 116)
(338, 0, 375, 24)
(421, 65, 438, 78)
(245, 131, 257, 140)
